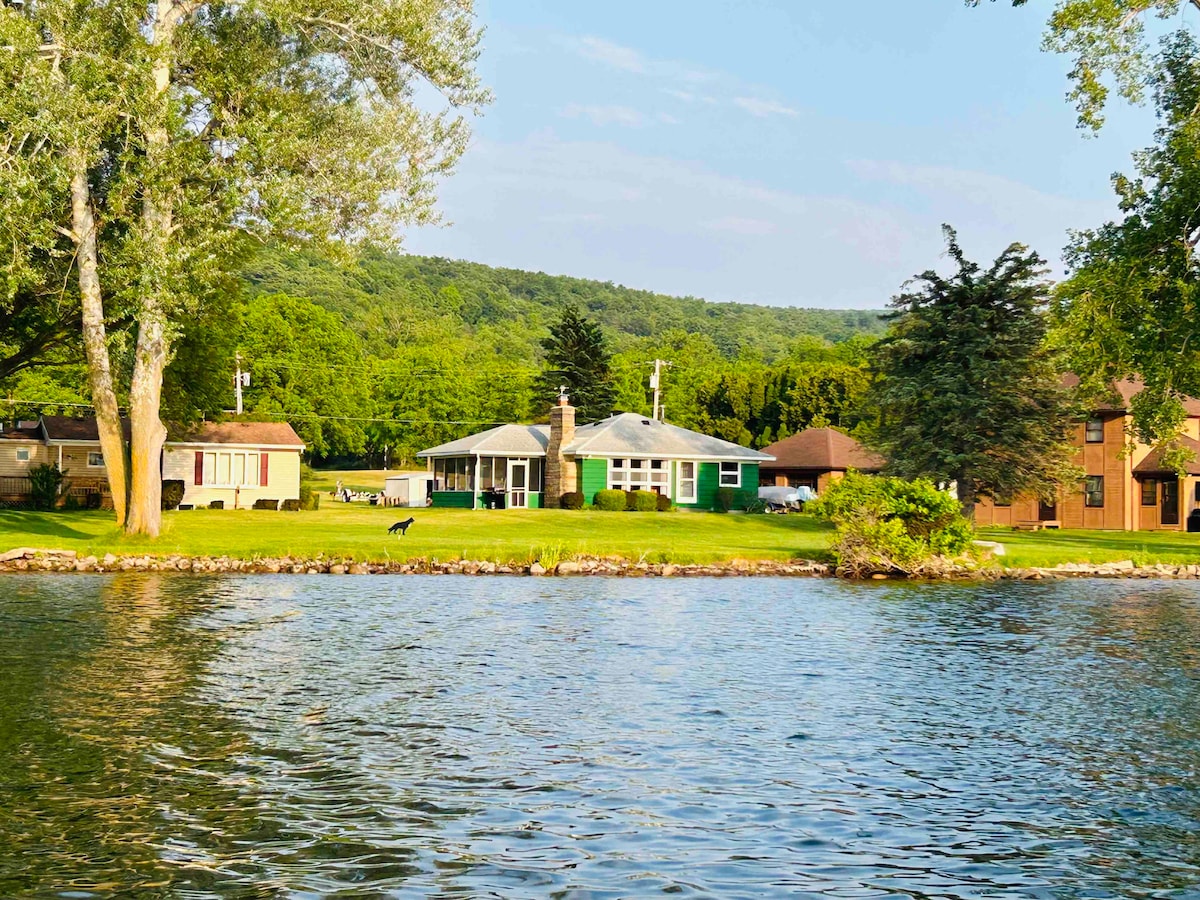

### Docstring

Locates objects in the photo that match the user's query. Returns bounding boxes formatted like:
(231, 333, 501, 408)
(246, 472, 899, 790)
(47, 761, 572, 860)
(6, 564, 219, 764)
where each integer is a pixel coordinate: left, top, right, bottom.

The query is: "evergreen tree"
(870, 227, 1080, 518)
(536, 306, 616, 423)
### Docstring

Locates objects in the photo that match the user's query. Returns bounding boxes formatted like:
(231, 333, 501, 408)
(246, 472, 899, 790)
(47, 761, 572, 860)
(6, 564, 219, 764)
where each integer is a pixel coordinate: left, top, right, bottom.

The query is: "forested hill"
(240, 248, 885, 359)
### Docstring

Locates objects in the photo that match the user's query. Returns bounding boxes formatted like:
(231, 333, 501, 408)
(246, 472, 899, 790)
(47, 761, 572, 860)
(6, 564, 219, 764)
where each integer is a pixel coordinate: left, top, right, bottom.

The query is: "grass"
(978, 526, 1200, 568)
(307, 468, 406, 494)
(0, 506, 834, 566)
(8, 503, 1200, 570)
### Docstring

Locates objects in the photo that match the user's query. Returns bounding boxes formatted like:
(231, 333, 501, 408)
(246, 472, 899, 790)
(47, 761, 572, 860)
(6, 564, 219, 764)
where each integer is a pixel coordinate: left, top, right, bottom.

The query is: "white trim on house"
(677, 461, 697, 502)
(718, 461, 741, 488)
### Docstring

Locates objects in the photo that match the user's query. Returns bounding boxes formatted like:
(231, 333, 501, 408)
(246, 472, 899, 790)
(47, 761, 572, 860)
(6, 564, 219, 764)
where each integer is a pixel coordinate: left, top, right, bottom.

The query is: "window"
(611, 458, 671, 494)
(15, 448, 30, 462)
(677, 461, 696, 503)
(1085, 418, 1104, 443)
(1142, 479, 1157, 507)
(719, 461, 741, 487)
(1084, 475, 1105, 508)
(87, 451, 104, 467)
(433, 457, 473, 492)
(200, 451, 262, 487)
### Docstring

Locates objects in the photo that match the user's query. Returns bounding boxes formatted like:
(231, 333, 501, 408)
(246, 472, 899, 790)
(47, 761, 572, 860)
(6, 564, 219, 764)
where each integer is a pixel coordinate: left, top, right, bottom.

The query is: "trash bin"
(1188, 508, 1200, 533)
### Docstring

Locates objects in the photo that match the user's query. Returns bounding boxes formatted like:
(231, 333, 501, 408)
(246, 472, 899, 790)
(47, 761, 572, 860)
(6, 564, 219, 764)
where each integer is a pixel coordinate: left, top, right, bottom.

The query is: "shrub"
(300, 491, 320, 511)
(253, 498, 279, 510)
(808, 471, 973, 577)
(281, 498, 301, 511)
(715, 486, 736, 513)
(594, 489, 627, 511)
(656, 492, 672, 512)
(209, 500, 225, 510)
(85, 492, 102, 510)
(161, 479, 185, 510)
(631, 490, 658, 512)
(624, 489, 638, 510)
(63, 495, 82, 512)
(560, 491, 585, 510)
(28, 464, 66, 511)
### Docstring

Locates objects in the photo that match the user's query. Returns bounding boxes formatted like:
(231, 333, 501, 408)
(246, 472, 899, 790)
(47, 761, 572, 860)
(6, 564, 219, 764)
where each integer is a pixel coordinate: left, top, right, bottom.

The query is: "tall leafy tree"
(1055, 33, 1200, 447)
(870, 227, 1079, 518)
(974, 0, 1200, 130)
(0, 0, 487, 534)
(536, 306, 617, 423)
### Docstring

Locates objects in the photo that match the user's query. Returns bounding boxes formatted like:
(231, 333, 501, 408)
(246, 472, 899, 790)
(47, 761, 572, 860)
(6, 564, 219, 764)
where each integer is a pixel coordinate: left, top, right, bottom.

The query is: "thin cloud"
(560, 103, 646, 128)
(575, 36, 645, 74)
(733, 97, 799, 118)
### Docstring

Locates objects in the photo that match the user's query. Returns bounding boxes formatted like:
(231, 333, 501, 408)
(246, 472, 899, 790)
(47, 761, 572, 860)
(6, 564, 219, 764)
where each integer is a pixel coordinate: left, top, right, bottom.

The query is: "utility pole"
(650, 359, 670, 421)
(234, 354, 249, 415)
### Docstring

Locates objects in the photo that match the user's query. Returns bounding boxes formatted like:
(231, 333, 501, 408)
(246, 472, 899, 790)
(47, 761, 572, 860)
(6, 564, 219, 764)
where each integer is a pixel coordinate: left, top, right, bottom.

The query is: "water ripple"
(3, 575, 1200, 897)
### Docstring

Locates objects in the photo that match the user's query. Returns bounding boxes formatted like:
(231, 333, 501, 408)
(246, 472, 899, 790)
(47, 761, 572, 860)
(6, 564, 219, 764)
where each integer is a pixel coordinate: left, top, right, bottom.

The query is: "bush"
(656, 492, 672, 512)
(624, 489, 638, 510)
(300, 491, 320, 511)
(85, 492, 102, 510)
(808, 471, 973, 577)
(715, 486, 736, 513)
(594, 489, 627, 511)
(28, 464, 66, 511)
(560, 491, 584, 510)
(253, 498, 279, 510)
(161, 479, 185, 510)
(209, 500, 224, 510)
(631, 490, 658, 512)
(63, 495, 81, 512)
(281, 498, 301, 511)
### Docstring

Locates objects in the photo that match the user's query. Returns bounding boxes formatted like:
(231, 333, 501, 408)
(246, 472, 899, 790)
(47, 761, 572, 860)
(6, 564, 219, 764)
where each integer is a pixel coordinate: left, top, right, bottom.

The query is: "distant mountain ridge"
(241, 248, 886, 358)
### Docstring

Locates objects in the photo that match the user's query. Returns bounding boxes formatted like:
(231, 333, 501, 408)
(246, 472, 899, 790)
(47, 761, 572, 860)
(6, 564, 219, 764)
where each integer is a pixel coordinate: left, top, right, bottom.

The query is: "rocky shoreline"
(3, 547, 1200, 580)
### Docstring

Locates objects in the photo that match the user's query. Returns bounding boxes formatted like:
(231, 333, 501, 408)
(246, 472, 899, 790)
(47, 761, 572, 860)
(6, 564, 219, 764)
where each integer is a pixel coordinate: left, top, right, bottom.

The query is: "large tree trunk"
(124, 0, 188, 536)
(70, 153, 130, 526)
(956, 475, 978, 523)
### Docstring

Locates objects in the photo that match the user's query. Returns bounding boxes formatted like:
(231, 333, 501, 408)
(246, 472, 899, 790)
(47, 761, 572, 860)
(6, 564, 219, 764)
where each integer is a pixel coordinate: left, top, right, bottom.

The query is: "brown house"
(975, 380, 1200, 531)
(758, 427, 884, 493)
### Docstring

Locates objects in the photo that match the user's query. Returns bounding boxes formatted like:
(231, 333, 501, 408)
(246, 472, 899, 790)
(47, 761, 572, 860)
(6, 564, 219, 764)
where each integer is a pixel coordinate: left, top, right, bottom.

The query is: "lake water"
(2, 576, 1200, 898)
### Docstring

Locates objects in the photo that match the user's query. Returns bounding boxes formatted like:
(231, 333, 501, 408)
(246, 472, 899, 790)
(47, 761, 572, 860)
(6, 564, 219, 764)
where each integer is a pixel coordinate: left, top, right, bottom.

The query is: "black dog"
(388, 517, 415, 536)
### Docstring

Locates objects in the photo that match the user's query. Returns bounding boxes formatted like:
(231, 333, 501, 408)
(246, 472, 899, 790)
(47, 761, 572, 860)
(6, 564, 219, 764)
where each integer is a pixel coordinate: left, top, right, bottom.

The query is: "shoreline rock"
(0, 549, 1195, 581)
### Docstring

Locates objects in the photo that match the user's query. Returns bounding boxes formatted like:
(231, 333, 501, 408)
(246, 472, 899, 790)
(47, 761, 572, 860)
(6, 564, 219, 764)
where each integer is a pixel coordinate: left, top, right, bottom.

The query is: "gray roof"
(417, 423, 550, 458)
(564, 413, 773, 461)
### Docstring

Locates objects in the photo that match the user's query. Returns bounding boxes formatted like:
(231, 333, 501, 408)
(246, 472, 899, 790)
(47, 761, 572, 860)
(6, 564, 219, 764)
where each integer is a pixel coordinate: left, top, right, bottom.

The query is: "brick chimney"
(544, 389, 577, 508)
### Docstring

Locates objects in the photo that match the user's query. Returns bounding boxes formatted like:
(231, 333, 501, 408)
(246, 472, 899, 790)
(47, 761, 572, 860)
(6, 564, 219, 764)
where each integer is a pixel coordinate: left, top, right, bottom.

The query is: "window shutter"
(260, 452, 269, 485)
(194, 451, 203, 486)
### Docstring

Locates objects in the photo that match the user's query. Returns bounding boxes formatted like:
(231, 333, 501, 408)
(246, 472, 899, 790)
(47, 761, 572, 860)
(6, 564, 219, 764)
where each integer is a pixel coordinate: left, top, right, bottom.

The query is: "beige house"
(1, 416, 304, 510)
(975, 380, 1200, 531)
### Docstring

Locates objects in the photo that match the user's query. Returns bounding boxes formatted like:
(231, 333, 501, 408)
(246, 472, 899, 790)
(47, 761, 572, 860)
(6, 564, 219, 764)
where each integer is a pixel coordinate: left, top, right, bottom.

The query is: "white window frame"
(719, 461, 741, 488)
(15, 447, 30, 462)
(201, 450, 261, 487)
(610, 458, 671, 496)
(677, 461, 696, 503)
(87, 451, 104, 468)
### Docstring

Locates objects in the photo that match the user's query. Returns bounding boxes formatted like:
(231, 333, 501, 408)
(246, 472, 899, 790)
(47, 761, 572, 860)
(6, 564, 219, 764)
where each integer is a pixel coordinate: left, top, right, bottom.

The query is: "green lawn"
(307, 469, 398, 494)
(8, 506, 1200, 569)
(0, 506, 834, 565)
(978, 526, 1200, 568)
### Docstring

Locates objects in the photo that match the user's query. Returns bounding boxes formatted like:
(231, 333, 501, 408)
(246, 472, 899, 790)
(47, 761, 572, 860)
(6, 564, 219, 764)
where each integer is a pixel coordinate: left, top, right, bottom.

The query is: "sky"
(401, 0, 1172, 310)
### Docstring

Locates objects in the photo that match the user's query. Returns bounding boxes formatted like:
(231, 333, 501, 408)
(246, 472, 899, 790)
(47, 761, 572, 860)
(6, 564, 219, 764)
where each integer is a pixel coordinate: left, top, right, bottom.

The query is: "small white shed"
(384, 472, 434, 507)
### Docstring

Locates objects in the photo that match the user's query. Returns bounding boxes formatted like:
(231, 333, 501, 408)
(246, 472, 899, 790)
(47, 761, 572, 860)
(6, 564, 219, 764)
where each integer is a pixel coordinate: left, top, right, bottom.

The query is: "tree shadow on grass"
(0, 510, 102, 542)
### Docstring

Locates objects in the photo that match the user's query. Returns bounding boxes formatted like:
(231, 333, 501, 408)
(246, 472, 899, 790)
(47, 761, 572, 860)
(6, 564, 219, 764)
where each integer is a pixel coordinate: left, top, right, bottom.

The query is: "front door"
(508, 460, 528, 509)
(1038, 499, 1058, 521)
(1162, 477, 1180, 526)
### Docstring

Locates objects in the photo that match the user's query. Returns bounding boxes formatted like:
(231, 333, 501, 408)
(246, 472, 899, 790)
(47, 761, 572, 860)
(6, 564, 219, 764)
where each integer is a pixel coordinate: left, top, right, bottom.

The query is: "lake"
(1, 575, 1199, 898)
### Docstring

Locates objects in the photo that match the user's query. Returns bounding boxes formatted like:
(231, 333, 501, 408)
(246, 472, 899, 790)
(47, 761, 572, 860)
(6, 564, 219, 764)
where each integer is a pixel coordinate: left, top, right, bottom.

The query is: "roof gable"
(760, 427, 884, 471)
(563, 413, 772, 461)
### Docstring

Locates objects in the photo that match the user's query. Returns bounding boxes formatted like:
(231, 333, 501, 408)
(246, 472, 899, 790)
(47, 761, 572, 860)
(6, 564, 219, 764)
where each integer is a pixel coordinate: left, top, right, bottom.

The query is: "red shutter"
(260, 452, 269, 486)
(194, 451, 203, 485)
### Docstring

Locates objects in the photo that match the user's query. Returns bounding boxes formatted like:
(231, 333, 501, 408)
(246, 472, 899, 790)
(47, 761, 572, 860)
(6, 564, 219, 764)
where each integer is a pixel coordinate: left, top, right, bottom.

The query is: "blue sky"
(402, 1, 1166, 309)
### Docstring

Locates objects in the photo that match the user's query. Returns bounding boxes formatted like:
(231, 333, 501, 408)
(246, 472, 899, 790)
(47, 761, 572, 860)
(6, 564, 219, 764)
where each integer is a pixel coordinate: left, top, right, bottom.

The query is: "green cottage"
(417, 395, 773, 510)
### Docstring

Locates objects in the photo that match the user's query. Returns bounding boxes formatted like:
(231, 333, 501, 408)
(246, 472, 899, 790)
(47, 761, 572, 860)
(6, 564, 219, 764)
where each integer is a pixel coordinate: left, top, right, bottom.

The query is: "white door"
(508, 461, 528, 509)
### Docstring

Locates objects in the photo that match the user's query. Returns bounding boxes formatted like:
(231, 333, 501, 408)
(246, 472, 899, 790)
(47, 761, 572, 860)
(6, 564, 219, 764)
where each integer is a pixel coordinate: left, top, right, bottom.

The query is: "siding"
(578, 458, 607, 505)
(431, 491, 473, 509)
(165, 446, 301, 508)
(696, 462, 719, 511)
(0, 442, 49, 476)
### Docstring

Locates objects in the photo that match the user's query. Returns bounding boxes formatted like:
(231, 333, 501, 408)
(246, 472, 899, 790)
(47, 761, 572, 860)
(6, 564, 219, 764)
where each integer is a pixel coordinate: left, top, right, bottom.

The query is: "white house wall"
(163, 445, 302, 508)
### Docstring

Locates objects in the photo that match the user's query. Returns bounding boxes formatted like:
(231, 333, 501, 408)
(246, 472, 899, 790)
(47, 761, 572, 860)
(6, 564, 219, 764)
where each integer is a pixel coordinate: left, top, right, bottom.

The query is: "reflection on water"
(2, 576, 1200, 897)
